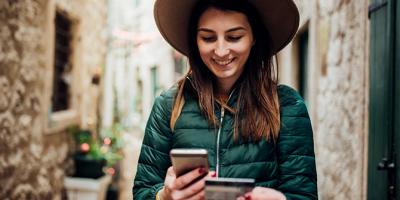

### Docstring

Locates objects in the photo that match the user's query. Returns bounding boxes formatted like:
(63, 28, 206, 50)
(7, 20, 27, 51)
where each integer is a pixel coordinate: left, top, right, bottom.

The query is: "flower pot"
(73, 154, 106, 179)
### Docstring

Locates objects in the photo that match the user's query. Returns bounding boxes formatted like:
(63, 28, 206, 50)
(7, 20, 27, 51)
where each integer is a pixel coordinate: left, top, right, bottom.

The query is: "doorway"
(368, 0, 399, 199)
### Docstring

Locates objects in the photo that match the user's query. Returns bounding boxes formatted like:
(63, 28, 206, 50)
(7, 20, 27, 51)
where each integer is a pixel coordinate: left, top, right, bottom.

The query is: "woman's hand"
(237, 187, 286, 200)
(159, 166, 215, 200)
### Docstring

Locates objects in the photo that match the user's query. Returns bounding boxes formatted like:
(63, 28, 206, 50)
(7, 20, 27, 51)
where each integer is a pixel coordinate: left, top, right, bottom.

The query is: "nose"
(214, 40, 230, 58)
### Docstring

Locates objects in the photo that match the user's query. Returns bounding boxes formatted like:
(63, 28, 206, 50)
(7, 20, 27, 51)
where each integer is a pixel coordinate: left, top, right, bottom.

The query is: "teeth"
(214, 58, 233, 65)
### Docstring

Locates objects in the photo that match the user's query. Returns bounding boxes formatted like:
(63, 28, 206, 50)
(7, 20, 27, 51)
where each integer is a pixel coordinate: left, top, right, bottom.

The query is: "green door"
(368, 0, 399, 199)
(395, 1, 400, 199)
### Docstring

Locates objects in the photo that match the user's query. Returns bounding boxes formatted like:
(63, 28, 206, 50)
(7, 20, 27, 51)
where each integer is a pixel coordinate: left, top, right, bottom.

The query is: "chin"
(215, 73, 235, 80)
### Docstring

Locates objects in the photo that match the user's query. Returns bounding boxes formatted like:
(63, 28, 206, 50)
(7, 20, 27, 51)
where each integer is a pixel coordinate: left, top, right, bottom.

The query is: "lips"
(212, 58, 235, 66)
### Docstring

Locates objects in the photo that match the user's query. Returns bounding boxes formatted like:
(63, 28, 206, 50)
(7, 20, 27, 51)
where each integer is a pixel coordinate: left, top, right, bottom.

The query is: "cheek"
(233, 43, 253, 55)
(236, 45, 253, 61)
(197, 43, 212, 59)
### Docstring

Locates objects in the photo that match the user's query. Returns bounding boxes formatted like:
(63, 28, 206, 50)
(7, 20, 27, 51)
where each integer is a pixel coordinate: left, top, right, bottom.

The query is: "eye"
(226, 35, 243, 42)
(200, 36, 216, 42)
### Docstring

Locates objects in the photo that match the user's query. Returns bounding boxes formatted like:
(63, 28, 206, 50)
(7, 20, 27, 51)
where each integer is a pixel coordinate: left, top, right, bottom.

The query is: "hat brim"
(154, 0, 299, 56)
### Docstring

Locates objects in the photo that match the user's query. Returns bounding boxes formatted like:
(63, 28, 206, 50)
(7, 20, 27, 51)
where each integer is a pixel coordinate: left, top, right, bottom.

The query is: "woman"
(133, 0, 317, 199)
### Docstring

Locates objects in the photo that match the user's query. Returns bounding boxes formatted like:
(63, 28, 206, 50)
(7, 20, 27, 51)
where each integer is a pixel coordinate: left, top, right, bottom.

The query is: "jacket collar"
(185, 75, 239, 111)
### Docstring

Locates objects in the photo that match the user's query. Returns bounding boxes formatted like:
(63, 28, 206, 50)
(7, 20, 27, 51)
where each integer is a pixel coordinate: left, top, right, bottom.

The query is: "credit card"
(205, 177, 255, 200)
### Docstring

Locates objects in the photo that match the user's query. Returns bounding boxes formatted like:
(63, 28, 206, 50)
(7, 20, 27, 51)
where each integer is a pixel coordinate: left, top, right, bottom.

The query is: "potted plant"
(68, 124, 124, 179)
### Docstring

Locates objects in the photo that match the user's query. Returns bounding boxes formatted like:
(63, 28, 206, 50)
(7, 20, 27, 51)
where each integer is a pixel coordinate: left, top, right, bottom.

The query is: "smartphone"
(205, 177, 255, 200)
(170, 148, 209, 177)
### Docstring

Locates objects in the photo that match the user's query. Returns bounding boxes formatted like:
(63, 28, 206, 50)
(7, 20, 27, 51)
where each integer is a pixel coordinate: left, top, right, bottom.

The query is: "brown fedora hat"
(154, 0, 299, 56)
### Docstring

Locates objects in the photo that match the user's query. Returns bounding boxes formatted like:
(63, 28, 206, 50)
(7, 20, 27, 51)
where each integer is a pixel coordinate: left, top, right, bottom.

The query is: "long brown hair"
(170, 0, 280, 142)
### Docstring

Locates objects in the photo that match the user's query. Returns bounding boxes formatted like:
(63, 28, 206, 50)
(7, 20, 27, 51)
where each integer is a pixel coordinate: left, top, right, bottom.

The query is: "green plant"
(68, 124, 124, 168)
(99, 123, 124, 167)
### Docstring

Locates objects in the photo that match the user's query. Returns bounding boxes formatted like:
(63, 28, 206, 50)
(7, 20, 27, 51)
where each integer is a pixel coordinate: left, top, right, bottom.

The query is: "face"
(197, 7, 254, 89)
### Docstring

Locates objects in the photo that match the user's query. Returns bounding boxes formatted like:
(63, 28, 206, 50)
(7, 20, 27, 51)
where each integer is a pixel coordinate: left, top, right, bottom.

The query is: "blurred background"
(0, 0, 398, 199)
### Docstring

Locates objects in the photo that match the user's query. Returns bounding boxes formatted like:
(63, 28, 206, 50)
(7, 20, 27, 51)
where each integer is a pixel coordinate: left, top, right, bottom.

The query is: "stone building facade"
(0, 0, 107, 199)
(279, 0, 370, 199)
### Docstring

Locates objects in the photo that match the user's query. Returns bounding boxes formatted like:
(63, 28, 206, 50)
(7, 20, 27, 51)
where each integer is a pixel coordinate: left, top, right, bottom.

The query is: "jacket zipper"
(216, 107, 225, 177)
(215, 90, 235, 177)
(186, 76, 237, 177)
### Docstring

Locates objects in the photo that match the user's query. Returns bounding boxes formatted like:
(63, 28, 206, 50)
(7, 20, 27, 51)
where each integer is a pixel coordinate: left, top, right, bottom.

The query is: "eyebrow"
(197, 27, 247, 33)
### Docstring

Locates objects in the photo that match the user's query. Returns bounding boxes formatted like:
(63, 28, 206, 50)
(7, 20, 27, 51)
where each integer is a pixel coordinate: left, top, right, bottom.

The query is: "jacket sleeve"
(277, 86, 318, 200)
(133, 92, 173, 199)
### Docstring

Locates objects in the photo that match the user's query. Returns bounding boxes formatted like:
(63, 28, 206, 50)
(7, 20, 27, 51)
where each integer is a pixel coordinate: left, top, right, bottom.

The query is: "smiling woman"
(196, 8, 254, 97)
(133, 0, 318, 199)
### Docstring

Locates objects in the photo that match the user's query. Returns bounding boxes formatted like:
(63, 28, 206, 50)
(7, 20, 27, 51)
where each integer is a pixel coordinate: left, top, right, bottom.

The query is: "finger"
(244, 193, 253, 200)
(252, 186, 275, 195)
(243, 192, 253, 200)
(172, 167, 207, 190)
(164, 167, 177, 193)
(251, 187, 266, 195)
(250, 187, 285, 200)
(243, 192, 252, 196)
(171, 174, 206, 199)
(185, 190, 205, 200)
(207, 171, 216, 177)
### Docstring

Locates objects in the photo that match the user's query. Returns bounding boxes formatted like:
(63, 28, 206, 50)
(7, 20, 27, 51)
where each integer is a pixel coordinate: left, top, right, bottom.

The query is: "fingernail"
(244, 194, 251, 200)
(211, 172, 216, 177)
(199, 168, 205, 174)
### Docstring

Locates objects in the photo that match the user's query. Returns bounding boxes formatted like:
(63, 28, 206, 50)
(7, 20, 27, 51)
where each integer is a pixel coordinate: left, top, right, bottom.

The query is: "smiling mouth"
(212, 58, 235, 66)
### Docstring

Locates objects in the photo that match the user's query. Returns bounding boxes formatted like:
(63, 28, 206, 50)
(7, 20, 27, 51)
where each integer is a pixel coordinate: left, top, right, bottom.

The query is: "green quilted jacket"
(133, 83, 318, 200)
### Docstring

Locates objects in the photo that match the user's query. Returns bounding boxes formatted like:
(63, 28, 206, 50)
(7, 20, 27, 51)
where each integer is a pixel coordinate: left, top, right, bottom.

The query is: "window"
(45, 10, 79, 134)
(52, 12, 72, 112)
(150, 66, 159, 98)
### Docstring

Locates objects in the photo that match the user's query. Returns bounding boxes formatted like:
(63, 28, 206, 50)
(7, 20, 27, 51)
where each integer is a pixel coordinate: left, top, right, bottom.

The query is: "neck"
(215, 79, 235, 102)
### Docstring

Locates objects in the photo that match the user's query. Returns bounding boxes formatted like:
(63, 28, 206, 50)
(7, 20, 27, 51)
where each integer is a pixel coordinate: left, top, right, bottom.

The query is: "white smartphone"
(170, 148, 209, 177)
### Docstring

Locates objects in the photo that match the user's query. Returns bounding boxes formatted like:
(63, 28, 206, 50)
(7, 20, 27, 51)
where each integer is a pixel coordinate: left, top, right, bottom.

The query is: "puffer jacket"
(133, 82, 318, 200)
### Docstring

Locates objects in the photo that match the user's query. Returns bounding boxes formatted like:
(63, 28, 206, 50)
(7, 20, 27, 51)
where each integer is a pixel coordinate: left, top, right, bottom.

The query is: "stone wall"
(280, 0, 369, 199)
(285, 0, 370, 199)
(314, 0, 369, 199)
(0, 0, 107, 199)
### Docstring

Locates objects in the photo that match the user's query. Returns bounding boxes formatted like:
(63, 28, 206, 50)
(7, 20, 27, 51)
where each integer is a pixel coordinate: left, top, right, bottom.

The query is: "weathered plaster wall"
(0, 0, 107, 199)
(281, 0, 369, 199)
(314, 0, 369, 199)
(0, 1, 60, 199)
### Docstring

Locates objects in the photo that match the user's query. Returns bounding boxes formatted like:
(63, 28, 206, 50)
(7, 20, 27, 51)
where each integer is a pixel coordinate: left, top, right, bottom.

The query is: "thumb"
(166, 166, 176, 177)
